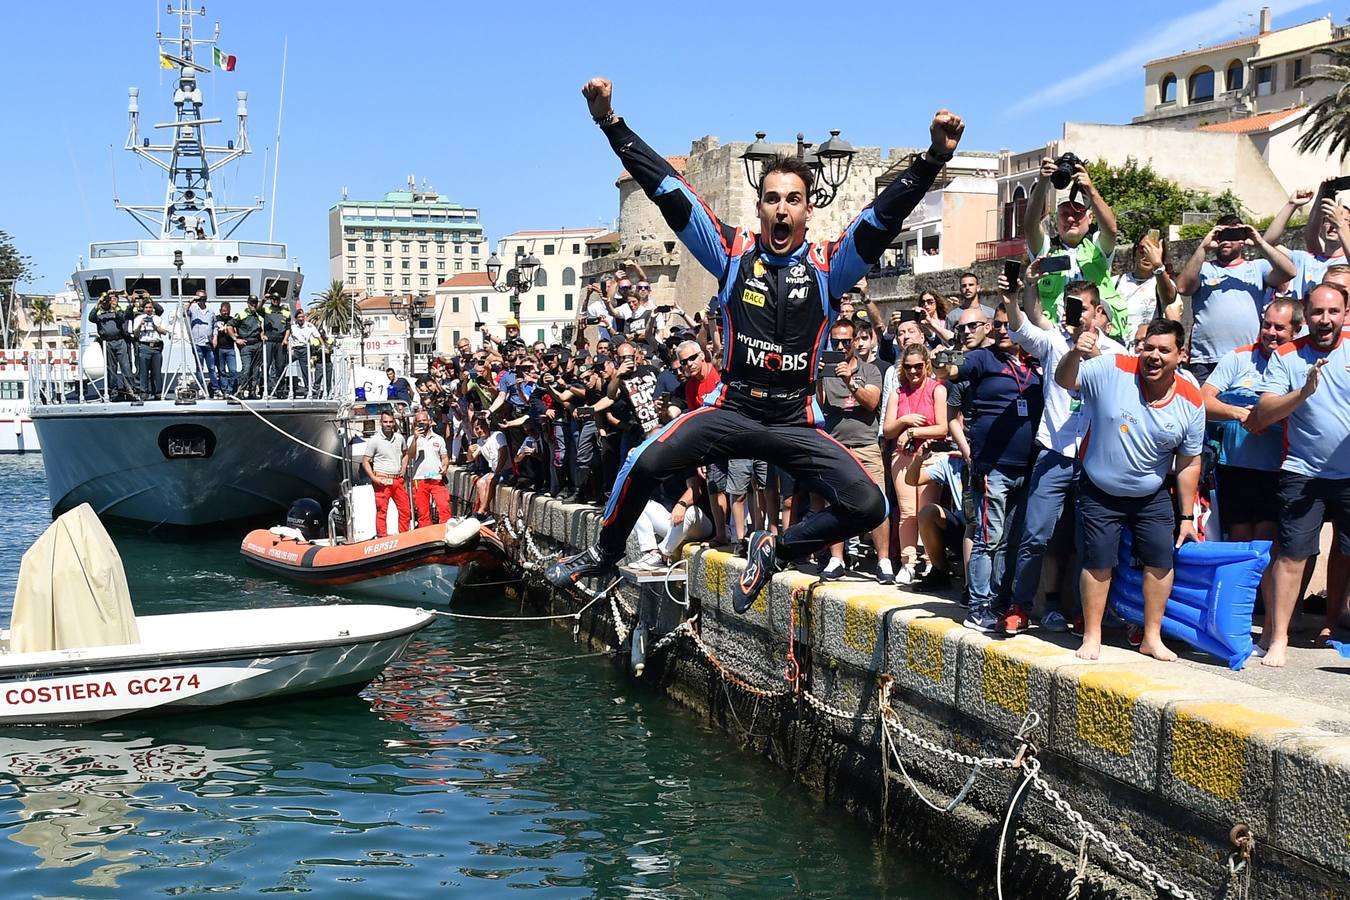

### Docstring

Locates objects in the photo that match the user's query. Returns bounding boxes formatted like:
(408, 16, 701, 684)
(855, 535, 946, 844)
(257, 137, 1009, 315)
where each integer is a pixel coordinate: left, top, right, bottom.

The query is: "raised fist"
(581, 77, 613, 121)
(929, 109, 965, 157)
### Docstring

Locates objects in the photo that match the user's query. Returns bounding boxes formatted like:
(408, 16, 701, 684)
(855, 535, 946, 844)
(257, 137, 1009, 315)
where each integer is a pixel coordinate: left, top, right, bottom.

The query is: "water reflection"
(0, 455, 958, 898)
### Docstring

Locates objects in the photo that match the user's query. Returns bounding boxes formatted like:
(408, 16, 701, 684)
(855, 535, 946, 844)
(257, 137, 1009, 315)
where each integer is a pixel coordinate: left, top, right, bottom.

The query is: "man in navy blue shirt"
(385, 368, 413, 403)
(940, 308, 1043, 632)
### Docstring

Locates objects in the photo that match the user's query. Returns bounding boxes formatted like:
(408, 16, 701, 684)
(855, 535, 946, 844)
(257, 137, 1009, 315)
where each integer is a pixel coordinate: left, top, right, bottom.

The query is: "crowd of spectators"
(389, 171, 1350, 666)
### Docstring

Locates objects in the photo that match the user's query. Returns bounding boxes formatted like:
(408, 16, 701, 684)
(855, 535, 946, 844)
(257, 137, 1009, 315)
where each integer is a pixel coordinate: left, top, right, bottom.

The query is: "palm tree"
(310, 279, 356, 336)
(1296, 48, 1350, 160)
(26, 297, 53, 352)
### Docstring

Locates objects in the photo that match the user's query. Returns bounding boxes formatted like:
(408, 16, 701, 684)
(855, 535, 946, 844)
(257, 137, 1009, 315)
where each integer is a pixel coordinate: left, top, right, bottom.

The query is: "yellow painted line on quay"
(980, 641, 1071, 716)
(907, 617, 959, 683)
(1075, 670, 1177, 758)
(1170, 702, 1296, 802)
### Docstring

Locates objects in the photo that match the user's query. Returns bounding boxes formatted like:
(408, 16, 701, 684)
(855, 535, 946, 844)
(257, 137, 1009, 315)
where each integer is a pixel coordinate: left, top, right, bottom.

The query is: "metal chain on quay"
(498, 504, 1205, 900)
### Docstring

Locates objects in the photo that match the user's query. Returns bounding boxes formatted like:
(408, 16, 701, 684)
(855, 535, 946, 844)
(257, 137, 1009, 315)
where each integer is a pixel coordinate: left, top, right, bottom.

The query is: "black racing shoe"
(730, 530, 778, 614)
(545, 546, 620, 589)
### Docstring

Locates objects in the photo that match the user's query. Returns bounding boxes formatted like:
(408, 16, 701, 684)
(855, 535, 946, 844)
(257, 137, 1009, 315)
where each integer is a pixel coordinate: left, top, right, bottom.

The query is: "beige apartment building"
(492, 227, 608, 346)
(987, 8, 1350, 260)
(433, 272, 496, 351)
(1135, 10, 1338, 129)
(327, 177, 486, 294)
(874, 153, 999, 273)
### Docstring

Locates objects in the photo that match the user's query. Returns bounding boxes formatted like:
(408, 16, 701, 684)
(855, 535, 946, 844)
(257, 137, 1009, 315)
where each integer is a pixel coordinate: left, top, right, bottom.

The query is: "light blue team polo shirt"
(1078, 355, 1206, 497)
(1206, 343, 1284, 472)
(1189, 258, 1272, 364)
(1258, 329, 1350, 479)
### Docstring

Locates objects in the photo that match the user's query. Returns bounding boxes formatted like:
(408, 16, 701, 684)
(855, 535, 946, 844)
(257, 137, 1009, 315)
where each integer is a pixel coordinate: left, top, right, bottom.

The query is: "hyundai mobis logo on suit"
(737, 333, 811, 373)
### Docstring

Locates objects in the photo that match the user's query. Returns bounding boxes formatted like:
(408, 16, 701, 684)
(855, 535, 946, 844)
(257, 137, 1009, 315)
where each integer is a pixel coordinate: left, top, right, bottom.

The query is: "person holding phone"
(405, 409, 450, 527)
(1174, 214, 1297, 384)
(1262, 185, 1346, 298)
(1003, 266, 1125, 635)
(814, 318, 886, 580)
(547, 76, 964, 610)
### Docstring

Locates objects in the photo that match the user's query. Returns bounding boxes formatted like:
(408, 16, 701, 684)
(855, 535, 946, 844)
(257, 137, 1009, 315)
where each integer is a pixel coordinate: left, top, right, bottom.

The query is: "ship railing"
(28, 339, 353, 406)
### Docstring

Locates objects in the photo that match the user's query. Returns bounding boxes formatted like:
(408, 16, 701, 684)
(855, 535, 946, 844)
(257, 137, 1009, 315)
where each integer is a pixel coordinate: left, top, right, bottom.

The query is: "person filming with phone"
(1001, 266, 1125, 635)
(1174, 214, 1297, 384)
(935, 303, 1043, 634)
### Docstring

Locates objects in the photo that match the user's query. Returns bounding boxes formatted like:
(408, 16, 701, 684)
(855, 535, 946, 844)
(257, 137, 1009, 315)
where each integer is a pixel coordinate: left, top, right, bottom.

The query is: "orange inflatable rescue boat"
(241, 496, 505, 603)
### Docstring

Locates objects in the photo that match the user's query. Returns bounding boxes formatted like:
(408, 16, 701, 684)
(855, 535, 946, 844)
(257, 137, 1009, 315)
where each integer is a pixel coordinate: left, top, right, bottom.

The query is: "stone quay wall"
(447, 469, 1350, 899)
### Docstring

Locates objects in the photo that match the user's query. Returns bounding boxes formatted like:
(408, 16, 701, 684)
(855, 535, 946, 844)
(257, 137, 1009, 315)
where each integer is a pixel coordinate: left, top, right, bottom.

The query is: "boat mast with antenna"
(118, 3, 261, 240)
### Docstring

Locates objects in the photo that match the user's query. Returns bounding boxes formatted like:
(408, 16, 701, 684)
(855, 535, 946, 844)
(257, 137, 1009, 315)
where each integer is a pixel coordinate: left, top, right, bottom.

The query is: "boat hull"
(240, 523, 505, 604)
(0, 604, 435, 725)
(32, 399, 345, 529)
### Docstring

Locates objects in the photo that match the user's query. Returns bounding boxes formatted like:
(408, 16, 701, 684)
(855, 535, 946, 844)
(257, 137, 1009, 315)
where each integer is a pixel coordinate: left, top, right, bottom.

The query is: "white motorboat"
(30, 6, 348, 529)
(0, 505, 435, 726)
(0, 349, 78, 453)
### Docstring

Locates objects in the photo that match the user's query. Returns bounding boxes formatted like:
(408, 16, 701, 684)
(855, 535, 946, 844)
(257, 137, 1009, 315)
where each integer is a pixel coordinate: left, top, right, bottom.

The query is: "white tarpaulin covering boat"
(10, 503, 139, 653)
(0, 506, 436, 725)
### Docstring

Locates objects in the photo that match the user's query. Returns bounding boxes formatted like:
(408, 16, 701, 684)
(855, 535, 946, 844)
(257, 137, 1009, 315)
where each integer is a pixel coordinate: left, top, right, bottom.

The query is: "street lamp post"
(389, 292, 428, 375)
(741, 128, 856, 208)
(485, 250, 540, 341)
(354, 316, 371, 367)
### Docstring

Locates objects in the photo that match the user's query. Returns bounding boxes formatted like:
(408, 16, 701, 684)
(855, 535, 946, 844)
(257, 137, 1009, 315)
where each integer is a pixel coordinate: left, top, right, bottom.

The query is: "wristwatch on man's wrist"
(593, 110, 618, 127)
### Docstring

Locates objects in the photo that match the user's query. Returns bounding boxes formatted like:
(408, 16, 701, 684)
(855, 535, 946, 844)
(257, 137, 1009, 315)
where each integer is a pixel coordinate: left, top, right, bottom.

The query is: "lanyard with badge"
(1004, 356, 1031, 418)
(1007, 357, 1032, 417)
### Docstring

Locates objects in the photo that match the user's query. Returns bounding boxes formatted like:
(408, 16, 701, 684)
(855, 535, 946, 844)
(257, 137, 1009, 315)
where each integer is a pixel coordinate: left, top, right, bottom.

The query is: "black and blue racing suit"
(595, 116, 943, 562)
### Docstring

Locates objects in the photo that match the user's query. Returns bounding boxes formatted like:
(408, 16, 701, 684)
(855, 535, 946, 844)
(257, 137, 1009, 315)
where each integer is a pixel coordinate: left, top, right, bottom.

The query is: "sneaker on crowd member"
(998, 608, 1030, 635)
(821, 557, 847, 580)
(1039, 610, 1070, 633)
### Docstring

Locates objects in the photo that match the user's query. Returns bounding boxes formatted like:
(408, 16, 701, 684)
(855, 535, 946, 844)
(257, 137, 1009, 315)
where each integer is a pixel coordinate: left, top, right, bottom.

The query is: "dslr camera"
(1050, 152, 1084, 190)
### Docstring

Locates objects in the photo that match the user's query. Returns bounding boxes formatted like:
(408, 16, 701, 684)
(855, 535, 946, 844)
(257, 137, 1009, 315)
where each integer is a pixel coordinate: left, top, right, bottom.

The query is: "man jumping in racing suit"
(547, 77, 965, 611)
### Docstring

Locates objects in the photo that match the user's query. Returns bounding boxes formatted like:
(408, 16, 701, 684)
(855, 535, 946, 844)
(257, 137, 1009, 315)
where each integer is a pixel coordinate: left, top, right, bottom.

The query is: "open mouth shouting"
(770, 221, 792, 249)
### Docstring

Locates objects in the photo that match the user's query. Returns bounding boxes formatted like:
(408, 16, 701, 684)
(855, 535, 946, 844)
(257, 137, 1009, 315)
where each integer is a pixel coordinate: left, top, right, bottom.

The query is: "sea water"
(0, 456, 961, 897)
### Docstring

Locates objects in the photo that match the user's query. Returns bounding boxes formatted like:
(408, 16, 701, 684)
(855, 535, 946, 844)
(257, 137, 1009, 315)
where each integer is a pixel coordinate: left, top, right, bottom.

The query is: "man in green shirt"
(1023, 156, 1126, 339)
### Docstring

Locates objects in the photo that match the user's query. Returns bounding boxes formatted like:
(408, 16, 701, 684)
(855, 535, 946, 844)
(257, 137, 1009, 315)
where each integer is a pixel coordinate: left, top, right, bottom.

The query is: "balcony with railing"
(975, 237, 1027, 262)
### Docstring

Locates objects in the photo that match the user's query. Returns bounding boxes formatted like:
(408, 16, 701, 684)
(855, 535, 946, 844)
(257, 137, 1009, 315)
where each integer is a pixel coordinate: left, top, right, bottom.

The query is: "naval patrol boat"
(30, 5, 348, 529)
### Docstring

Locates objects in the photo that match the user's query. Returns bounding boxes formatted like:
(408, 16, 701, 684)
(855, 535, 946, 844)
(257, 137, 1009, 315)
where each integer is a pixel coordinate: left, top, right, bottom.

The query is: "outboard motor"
(285, 498, 324, 541)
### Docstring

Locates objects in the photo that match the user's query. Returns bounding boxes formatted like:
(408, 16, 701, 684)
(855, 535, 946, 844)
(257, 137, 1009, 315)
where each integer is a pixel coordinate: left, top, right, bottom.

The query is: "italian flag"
(213, 47, 237, 71)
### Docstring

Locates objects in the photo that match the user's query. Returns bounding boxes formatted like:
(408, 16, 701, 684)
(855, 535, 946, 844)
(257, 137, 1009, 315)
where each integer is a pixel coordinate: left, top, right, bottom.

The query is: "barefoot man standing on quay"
(1055, 318, 1204, 661)
(547, 77, 964, 609)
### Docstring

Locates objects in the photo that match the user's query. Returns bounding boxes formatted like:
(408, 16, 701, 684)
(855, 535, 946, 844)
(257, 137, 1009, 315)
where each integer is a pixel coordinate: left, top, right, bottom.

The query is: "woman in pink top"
(882, 344, 949, 583)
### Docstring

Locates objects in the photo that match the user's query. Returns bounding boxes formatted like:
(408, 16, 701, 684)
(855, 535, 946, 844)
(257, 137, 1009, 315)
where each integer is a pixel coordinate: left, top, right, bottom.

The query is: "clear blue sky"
(0, 0, 1335, 294)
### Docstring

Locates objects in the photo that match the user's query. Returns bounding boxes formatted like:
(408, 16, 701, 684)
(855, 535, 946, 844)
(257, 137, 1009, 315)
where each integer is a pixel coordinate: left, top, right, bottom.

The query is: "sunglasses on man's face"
(678, 354, 701, 365)
(832, 338, 852, 346)
(957, 322, 985, 332)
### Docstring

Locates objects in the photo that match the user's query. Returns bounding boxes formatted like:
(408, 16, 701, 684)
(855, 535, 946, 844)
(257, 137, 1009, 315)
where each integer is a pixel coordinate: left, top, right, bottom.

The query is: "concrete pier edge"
(448, 468, 1350, 899)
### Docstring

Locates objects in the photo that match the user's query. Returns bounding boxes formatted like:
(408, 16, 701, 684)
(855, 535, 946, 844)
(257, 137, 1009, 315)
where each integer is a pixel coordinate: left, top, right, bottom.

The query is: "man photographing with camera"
(1024, 153, 1127, 338)
(547, 76, 964, 610)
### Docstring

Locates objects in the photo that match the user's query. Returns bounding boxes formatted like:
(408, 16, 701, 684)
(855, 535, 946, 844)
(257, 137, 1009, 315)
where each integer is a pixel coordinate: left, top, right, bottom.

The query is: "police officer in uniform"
(261, 293, 292, 397)
(228, 295, 266, 398)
